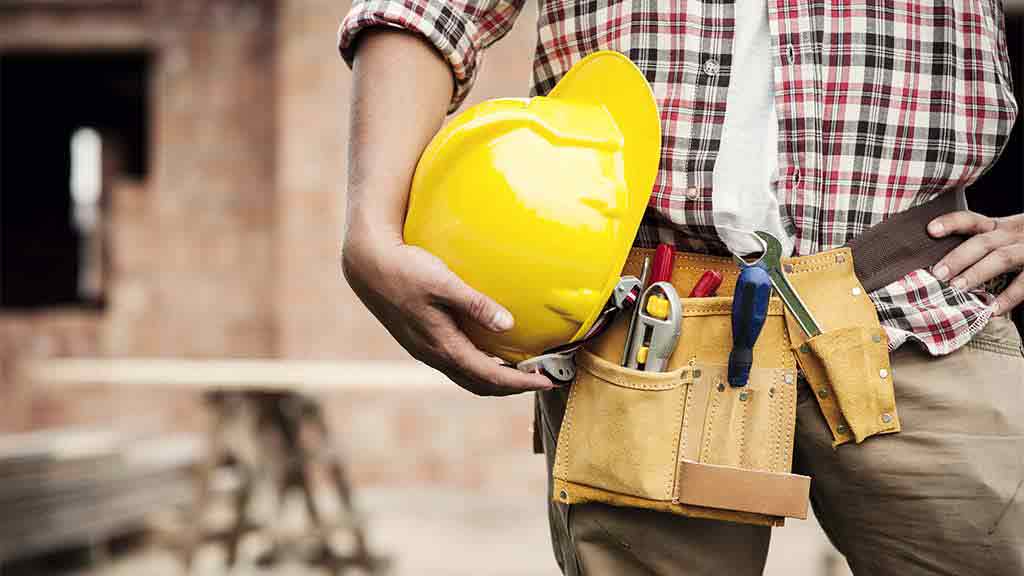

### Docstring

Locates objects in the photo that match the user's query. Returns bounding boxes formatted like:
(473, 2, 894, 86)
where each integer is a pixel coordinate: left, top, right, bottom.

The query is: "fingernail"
(932, 264, 949, 281)
(491, 309, 514, 331)
(929, 221, 945, 237)
(951, 277, 967, 290)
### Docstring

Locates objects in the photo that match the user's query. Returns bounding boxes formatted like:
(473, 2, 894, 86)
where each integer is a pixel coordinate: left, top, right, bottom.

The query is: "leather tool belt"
(547, 189, 973, 527)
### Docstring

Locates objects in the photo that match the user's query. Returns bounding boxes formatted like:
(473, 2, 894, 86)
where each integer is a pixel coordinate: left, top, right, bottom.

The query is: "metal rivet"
(881, 413, 893, 424)
(784, 374, 795, 385)
(836, 424, 848, 434)
(817, 388, 830, 399)
(717, 382, 725, 392)
(872, 334, 882, 344)
(693, 369, 703, 378)
(799, 343, 811, 354)
(559, 490, 568, 500)
(784, 264, 794, 273)
(703, 58, 720, 76)
(739, 392, 750, 402)
(851, 287, 862, 296)
(879, 369, 889, 379)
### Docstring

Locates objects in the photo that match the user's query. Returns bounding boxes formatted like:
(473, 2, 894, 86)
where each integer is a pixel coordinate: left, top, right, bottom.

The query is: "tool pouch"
(782, 248, 900, 445)
(547, 247, 900, 526)
(552, 291, 811, 527)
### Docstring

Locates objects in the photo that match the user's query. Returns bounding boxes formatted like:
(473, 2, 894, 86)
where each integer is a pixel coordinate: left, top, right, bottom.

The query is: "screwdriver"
(728, 264, 772, 387)
(688, 270, 723, 298)
(651, 243, 675, 284)
(620, 256, 651, 366)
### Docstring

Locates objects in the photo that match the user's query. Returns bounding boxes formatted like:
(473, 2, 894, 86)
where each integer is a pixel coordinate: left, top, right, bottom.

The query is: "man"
(338, 1, 1024, 574)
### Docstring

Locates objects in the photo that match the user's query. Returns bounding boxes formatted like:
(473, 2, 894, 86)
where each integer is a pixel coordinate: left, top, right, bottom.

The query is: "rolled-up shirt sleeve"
(339, 1, 526, 112)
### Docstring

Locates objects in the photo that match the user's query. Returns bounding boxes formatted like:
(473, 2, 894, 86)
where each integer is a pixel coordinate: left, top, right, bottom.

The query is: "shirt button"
(793, 167, 801, 184)
(686, 186, 699, 199)
(786, 45, 795, 64)
(703, 58, 720, 76)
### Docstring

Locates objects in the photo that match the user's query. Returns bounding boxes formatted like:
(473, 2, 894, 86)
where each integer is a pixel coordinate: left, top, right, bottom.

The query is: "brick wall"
(0, 0, 541, 448)
(275, 0, 539, 360)
(0, 0, 278, 432)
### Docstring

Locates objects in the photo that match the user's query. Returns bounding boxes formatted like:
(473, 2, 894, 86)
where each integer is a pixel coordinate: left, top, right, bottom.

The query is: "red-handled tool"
(651, 243, 675, 284)
(688, 270, 723, 298)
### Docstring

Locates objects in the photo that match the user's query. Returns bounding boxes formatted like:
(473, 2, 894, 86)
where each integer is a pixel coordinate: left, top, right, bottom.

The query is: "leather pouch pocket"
(694, 363, 796, 474)
(553, 350, 686, 501)
(804, 326, 898, 443)
(781, 248, 900, 445)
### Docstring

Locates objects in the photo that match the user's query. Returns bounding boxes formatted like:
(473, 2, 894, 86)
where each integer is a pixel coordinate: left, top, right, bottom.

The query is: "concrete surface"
(72, 485, 851, 576)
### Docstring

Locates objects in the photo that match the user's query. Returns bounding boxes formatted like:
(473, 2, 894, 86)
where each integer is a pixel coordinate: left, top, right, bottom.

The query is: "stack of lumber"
(0, 429, 200, 563)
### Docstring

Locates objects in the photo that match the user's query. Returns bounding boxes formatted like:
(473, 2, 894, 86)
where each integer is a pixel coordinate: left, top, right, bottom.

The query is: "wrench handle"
(765, 267, 823, 338)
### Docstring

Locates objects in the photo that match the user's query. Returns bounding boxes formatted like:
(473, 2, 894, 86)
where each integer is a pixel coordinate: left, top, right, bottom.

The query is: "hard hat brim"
(548, 51, 662, 345)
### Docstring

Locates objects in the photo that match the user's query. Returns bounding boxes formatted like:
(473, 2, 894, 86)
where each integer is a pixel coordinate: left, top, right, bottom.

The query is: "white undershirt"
(711, 0, 794, 257)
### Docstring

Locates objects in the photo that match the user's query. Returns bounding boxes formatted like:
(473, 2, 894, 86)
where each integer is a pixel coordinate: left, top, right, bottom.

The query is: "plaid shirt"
(339, 1, 1018, 355)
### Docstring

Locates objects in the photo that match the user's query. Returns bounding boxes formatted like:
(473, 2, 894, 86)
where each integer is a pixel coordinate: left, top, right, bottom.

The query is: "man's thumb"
(445, 277, 514, 332)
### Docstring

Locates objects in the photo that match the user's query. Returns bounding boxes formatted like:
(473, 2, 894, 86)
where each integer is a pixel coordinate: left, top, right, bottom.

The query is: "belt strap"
(846, 189, 966, 293)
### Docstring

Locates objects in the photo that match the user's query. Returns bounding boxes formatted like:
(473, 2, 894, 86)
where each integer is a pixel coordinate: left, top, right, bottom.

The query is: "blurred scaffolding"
(0, 1, 1021, 575)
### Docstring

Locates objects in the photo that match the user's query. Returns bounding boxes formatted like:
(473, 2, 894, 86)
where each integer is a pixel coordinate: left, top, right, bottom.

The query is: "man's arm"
(341, 30, 554, 395)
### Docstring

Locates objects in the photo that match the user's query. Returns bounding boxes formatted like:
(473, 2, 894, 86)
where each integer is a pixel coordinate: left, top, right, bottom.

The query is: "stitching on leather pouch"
(770, 370, 782, 472)
(702, 375, 721, 463)
(680, 374, 695, 459)
(554, 378, 581, 479)
(604, 374, 682, 391)
(782, 372, 796, 470)
(669, 373, 688, 498)
(738, 388, 749, 469)
(784, 249, 850, 273)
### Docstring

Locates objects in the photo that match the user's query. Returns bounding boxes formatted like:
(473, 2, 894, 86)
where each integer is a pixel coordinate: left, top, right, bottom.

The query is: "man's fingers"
(434, 325, 554, 395)
(947, 243, 1024, 291)
(928, 210, 996, 238)
(932, 229, 1015, 282)
(435, 274, 514, 333)
(993, 273, 1024, 316)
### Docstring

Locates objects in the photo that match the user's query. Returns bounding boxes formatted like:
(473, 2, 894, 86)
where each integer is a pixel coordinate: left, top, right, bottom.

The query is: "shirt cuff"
(338, 1, 482, 112)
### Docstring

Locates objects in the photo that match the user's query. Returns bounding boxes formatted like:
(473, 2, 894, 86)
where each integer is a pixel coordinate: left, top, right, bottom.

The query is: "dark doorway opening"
(0, 52, 150, 309)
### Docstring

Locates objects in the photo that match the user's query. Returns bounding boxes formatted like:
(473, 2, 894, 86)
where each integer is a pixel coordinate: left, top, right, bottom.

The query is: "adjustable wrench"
(733, 231, 823, 338)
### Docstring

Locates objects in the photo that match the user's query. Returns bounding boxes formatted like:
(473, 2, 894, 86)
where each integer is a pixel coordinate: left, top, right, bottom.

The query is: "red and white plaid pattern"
(339, 0, 1018, 355)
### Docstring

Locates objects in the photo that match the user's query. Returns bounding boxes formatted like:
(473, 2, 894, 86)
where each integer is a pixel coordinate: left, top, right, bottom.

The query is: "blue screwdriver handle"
(728, 265, 772, 387)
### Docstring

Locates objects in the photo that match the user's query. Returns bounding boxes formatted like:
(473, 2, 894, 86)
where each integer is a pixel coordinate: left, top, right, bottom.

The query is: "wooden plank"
(20, 359, 452, 391)
(0, 433, 200, 563)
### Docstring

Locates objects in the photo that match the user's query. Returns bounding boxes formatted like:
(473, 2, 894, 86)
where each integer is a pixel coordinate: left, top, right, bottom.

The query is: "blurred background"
(0, 1, 1020, 575)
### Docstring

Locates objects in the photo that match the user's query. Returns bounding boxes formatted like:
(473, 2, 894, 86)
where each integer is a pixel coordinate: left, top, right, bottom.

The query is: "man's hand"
(342, 238, 555, 396)
(928, 211, 1024, 315)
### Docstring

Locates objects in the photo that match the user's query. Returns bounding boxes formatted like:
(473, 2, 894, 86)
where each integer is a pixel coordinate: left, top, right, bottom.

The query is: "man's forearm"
(346, 29, 453, 249)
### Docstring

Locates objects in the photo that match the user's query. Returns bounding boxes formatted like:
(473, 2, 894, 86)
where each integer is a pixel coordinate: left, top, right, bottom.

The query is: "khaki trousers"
(537, 316, 1024, 575)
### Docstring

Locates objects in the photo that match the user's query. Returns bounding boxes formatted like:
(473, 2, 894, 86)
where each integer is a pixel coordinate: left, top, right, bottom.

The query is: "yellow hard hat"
(405, 50, 661, 363)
